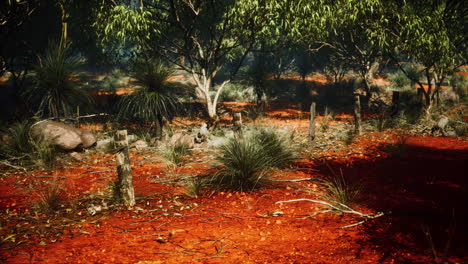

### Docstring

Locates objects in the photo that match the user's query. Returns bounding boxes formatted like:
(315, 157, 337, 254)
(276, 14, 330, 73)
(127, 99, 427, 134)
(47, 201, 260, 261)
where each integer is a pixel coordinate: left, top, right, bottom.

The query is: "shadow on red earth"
(312, 143, 468, 263)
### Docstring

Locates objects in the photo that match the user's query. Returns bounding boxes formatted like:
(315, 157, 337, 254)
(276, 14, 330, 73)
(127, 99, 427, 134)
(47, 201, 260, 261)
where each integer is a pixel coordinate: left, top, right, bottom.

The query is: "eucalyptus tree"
(94, 0, 277, 127)
(388, 1, 467, 108)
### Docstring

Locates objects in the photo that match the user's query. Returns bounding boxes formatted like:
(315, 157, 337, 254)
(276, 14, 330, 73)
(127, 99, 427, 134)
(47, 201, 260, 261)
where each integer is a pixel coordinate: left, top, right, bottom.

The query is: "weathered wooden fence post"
(233, 112, 242, 135)
(114, 130, 135, 206)
(353, 94, 362, 135)
(309, 102, 316, 145)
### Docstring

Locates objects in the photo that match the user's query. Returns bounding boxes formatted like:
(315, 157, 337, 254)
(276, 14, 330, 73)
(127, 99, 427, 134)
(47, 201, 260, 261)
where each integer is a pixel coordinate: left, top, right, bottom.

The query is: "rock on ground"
(30, 120, 96, 151)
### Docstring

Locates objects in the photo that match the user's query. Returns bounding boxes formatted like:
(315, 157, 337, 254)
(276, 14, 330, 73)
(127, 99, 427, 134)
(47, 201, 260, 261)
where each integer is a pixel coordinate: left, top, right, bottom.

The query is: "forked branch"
(275, 198, 384, 229)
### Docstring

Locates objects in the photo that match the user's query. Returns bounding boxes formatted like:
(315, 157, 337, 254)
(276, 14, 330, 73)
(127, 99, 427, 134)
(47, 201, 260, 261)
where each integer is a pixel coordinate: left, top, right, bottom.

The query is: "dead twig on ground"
(275, 198, 384, 228)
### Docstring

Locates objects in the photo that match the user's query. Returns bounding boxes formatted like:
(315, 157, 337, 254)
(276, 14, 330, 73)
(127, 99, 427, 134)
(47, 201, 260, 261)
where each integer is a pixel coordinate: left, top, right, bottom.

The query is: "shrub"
(448, 74, 468, 101)
(160, 139, 192, 166)
(210, 127, 295, 191)
(0, 121, 58, 168)
(30, 139, 58, 169)
(23, 41, 91, 118)
(321, 107, 335, 132)
(218, 82, 256, 102)
(244, 104, 264, 121)
(34, 181, 66, 213)
(0, 121, 33, 158)
(117, 59, 179, 138)
(388, 70, 411, 90)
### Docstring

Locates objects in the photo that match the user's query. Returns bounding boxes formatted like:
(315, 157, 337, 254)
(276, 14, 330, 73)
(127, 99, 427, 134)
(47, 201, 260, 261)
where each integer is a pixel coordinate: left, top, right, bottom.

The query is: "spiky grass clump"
(23, 41, 91, 118)
(34, 181, 66, 213)
(160, 139, 192, 166)
(184, 177, 207, 198)
(0, 121, 57, 168)
(30, 140, 58, 168)
(211, 127, 295, 191)
(117, 60, 179, 138)
(319, 171, 362, 210)
(0, 121, 33, 158)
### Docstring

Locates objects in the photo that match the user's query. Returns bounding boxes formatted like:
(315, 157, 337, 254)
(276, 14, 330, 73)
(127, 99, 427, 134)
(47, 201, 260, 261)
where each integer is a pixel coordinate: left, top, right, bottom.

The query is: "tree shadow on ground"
(313, 143, 468, 263)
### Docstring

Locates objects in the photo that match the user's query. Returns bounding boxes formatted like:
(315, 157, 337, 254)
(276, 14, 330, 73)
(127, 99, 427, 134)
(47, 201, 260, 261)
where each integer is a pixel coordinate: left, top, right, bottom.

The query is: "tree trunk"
(353, 95, 362, 135)
(114, 130, 135, 207)
(309, 102, 316, 145)
(391, 91, 400, 116)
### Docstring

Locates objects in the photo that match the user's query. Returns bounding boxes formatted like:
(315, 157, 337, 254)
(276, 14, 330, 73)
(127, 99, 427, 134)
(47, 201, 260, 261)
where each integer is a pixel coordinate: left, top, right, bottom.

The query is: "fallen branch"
(272, 177, 315, 182)
(275, 198, 384, 228)
(0, 160, 27, 171)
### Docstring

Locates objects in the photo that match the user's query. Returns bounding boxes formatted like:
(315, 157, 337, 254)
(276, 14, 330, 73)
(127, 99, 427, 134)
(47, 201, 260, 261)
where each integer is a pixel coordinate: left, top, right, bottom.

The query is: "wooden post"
(353, 94, 362, 135)
(309, 102, 316, 145)
(114, 130, 135, 206)
(232, 112, 243, 135)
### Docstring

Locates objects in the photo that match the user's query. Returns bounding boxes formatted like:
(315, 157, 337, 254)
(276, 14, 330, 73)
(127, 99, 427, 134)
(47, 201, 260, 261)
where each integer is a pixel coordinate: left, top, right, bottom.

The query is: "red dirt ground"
(1, 106, 468, 264)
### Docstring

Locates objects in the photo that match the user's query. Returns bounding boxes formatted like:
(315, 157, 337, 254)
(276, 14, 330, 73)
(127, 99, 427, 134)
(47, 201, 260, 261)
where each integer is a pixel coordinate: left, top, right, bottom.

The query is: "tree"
(0, 0, 42, 84)
(117, 59, 179, 139)
(94, 0, 275, 127)
(23, 41, 91, 118)
(388, 0, 467, 109)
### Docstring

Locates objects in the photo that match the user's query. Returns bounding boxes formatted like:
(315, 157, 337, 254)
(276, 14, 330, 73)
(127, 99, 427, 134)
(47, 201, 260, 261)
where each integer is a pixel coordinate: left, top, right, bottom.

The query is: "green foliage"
(0, 121, 58, 168)
(23, 41, 91, 118)
(248, 54, 271, 101)
(218, 82, 256, 102)
(101, 69, 125, 92)
(211, 127, 295, 191)
(160, 139, 191, 166)
(0, 121, 34, 158)
(388, 70, 411, 90)
(448, 75, 468, 101)
(117, 60, 179, 134)
(244, 104, 264, 121)
(30, 139, 58, 169)
(340, 124, 356, 146)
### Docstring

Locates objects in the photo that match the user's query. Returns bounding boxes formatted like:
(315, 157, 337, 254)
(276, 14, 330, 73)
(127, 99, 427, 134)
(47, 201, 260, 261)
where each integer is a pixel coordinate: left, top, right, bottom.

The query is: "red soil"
(1, 108, 467, 264)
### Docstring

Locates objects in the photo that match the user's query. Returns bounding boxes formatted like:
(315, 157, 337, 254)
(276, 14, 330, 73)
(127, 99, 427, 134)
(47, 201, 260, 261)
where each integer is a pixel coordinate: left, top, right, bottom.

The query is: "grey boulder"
(30, 120, 96, 151)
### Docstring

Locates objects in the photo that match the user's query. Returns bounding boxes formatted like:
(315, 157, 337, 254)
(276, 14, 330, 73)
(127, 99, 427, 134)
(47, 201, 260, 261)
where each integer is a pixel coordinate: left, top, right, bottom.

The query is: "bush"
(23, 41, 92, 118)
(448, 74, 468, 101)
(388, 70, 411, 90)
(0, 121, 58, 168)
(34, 181, 66, 213)
(210, 127, 295, 191)
(160, 139, 192, 166)
(0, 121, 33, 158)
(217, 82, 256, 102)
(117, 60, 179, 138)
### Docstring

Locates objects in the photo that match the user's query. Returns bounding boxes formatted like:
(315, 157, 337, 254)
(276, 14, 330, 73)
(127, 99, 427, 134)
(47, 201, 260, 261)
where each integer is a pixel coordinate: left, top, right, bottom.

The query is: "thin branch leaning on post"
(275, 198, 384, 229)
